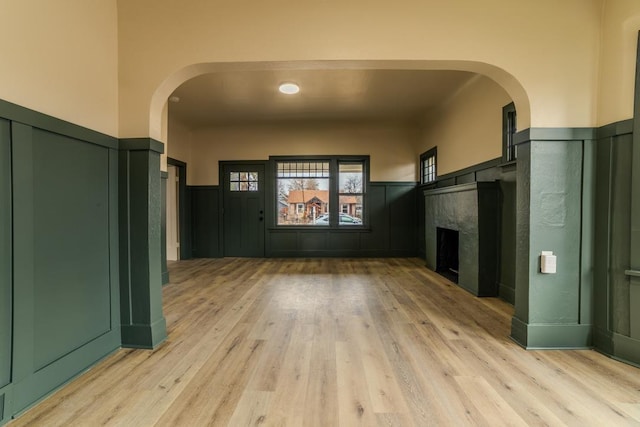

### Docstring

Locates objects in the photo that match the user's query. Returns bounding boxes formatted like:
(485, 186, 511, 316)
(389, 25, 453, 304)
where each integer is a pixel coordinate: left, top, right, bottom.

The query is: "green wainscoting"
(118, 139, 167, 349)
(0, 118, 12, 425)
(498, 169, 517, 304)
(594, 119, 640, 365)
(5, 110, 121, 420)
(511, 129, 595, 349)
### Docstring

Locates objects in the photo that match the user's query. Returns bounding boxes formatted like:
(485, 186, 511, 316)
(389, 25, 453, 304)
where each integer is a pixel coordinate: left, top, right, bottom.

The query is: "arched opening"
(153, 60, 531, 327)
(149, 60, 531, 145)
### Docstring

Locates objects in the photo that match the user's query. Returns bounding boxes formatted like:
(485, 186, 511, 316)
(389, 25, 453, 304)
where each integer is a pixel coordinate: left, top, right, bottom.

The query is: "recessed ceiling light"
(169, 96, 180, 103)
(278, 83, 300, 95)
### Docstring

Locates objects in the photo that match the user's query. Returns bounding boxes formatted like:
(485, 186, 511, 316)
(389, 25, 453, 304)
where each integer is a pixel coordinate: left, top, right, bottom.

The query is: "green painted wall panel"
(594, 136, 613, 332)
(610, 134, 632, 335)
(527, 140, 582, 324)
(359, 184, 387, 251)
(11, 121, 121, 415)
(0, 384, 12, 426)
(388, 185, 417, 252)
(499, 174, 517, 304)
(580, 140, 596, 325)
(328, 232, 360, 251)
(31, 130, 111, 370)
(12, 122, 37, 384)
(161, 173, 168, 283)
(514, 142, 531, 323)
(0, 119, 10, 390)
(191, 186, 221, 258)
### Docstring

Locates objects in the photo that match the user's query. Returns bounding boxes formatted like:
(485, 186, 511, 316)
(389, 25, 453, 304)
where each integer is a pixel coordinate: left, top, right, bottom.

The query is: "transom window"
(420, 147, 437, 184)
(274, 156, 368, 227)
(229, 171, 259, 192)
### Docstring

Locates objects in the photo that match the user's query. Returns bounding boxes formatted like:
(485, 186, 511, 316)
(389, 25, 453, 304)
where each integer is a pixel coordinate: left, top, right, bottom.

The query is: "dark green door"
(222, 162, 266, 257)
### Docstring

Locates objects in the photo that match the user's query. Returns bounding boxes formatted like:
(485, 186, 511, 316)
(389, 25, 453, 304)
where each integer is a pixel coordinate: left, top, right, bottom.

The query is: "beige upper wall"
(598, 0, 640, 125)
(167, 113, 193, 177)
(180, 120, 418, 186)
(173, 75, 510, 184)
(1, 1, 637, 140)
(118, 0, 602, 140)
(0, 0, 119, 137)
(418, 75, 512, 176)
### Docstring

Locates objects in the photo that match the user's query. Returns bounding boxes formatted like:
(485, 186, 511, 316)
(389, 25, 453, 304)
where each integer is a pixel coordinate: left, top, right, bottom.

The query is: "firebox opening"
(436, 227, 459, 283)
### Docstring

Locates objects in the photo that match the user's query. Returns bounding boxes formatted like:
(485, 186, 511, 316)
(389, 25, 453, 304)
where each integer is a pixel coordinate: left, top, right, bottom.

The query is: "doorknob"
(259, 217, 264, 221)
(259, 210, 264, 214)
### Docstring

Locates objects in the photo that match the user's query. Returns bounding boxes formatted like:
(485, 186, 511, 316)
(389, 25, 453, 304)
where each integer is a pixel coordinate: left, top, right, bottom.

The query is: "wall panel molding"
(9, 120, 121, 418)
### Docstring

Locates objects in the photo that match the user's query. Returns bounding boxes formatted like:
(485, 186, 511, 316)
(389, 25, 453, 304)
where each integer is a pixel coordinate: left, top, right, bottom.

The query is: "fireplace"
(423, 182, 500, 296)
(436, 227, 459, 283)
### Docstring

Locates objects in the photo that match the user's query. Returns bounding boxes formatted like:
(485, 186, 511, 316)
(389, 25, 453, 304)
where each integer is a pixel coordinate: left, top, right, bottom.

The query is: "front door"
(222, 162, 266, 257)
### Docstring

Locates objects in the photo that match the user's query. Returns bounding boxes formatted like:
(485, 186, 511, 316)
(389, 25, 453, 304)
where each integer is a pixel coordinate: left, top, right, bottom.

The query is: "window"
(229, 171, 259, 191)
(420, 147, 437, 184)
(275, 157, 368, 227)
(503, 102, 517, 162)
(338, 162, 363, 224)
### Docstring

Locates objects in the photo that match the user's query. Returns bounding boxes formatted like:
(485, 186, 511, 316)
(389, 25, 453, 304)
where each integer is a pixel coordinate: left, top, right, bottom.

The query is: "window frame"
(271, 155, 369, 228)
(502, 102, 517, 163)
(420, 147, 437, 184)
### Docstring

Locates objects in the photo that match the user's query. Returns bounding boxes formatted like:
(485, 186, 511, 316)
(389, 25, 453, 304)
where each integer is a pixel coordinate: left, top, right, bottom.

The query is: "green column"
(511, 129, 594, 348)
(119, 139, 167, 348)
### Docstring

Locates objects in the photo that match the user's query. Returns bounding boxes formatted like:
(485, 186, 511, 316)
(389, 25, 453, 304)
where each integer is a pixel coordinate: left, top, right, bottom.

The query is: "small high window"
(420, 147, 437, 184)
(503, 102, 517, 162)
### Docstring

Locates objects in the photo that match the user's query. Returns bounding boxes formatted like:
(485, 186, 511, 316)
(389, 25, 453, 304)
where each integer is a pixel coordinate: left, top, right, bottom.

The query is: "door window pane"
(230, 171, 259, 192)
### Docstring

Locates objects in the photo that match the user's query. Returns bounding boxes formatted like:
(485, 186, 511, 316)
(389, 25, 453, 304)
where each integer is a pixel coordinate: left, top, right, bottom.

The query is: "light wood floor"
(9, 258, 640, 426)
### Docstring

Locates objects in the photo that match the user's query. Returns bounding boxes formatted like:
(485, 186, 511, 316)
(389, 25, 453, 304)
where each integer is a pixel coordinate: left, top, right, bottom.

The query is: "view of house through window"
(276, 158, 366, 226)
(277, 161, 330, 225)
(338, 162, 363, 223)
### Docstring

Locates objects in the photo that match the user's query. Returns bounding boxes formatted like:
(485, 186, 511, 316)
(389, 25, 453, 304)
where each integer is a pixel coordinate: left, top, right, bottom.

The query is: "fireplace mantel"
(423, 182, 500, 296)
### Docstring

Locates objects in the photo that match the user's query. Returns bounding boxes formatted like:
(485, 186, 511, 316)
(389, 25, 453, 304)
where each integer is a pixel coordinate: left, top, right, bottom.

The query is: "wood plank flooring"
(9, 258, 640, 426)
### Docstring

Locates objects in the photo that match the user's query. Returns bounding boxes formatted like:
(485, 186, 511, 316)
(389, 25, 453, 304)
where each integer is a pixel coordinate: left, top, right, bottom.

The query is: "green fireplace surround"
(1, 94, 640, 424)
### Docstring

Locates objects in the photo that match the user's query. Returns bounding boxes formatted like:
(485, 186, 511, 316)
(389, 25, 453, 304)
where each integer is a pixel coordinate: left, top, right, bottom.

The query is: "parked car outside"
(314, 213, 362, 225)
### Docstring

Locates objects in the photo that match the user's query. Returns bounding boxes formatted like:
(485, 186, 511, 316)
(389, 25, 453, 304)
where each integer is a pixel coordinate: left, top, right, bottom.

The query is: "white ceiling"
(169, 69, 476, 126)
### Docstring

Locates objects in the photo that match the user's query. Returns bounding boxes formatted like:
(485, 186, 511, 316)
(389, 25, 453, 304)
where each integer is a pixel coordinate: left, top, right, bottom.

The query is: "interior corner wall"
(418, 75, 513, 176)
(0, 0, 119, 137)
(187, 120, 419, 186)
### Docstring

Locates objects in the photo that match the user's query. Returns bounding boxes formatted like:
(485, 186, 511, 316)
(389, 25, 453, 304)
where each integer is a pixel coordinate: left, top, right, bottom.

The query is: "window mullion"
(330, 159, 339, 227)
